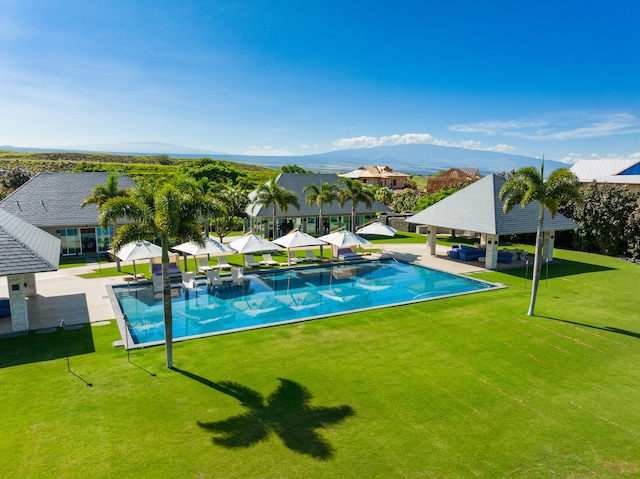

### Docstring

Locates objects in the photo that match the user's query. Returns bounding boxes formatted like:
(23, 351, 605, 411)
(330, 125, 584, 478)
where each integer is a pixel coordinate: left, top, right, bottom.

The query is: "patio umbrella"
(229, 232, 282, 265)
(356, 221, 397, 237)
(272, 230, 327, 266)
(112, 241, 162, 280)
(172, 237, 235, 271)
(319, 229, 372, 260)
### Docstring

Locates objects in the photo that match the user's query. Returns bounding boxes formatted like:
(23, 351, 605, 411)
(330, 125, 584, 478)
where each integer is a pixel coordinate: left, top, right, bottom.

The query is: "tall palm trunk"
(272, 206, 277, 239)
(161, 233, 174, 368)
(351, 204, 357, 233)
(528, 203, 545, 316)
(113, 221, 122, 272)
(318, 207, 323, 235)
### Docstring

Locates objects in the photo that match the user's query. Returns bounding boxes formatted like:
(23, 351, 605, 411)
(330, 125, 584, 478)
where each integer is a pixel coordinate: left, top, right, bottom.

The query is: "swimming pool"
(111, 259, 499, 347)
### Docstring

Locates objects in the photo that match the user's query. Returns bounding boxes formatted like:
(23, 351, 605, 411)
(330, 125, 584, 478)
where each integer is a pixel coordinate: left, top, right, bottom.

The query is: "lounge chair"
(303, 250, 320, 262)
(287, 251, 299, 264)
(197, 257, 213, 273)
(152, 274, 163, 293)
(212, 256, 232, 270)
(337, 247, 361, 260)
(182, 272, 198, 294)
(206, 269, 223, 287)
(245, 255, 260, 268)
(231, 267, 245, 285)
(259, 253, 279, 267)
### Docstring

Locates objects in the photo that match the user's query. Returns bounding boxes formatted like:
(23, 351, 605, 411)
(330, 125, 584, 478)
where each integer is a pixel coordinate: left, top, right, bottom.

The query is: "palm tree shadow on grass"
(173, 368, 355, 460)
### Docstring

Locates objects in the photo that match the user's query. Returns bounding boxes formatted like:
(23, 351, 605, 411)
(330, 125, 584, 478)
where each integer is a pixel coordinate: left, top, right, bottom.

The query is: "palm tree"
(252, 175, 300, 239)
(81, 172, 130, 271)
(499, 161, 581, 316)
(303, 182, 338, 235)
(100, 178, 204, 368)
(338, 178, 374, 232)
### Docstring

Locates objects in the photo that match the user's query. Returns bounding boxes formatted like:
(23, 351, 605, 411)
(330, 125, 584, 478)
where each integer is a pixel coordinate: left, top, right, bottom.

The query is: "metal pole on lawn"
(545, 258, 549, 288)
(124, 314, 130, 363)
(60, 320, 70, 372)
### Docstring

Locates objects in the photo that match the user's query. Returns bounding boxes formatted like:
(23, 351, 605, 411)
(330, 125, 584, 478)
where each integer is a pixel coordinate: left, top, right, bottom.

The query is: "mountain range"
(1, 142, 564, 175)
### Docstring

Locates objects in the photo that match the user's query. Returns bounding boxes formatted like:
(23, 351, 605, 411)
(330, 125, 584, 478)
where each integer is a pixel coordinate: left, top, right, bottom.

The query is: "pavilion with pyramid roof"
(406, 174, 579, 270)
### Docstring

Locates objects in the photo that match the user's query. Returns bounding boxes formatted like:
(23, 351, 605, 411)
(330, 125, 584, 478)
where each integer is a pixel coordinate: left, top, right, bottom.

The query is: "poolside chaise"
(211, 256, 232, 270)
(197, 257, 213, 274)
(259, 253, 279, 267)
(0, 298, 10, 317)
(245, 255, 260, 268)
(181, 272, 198, 294)
(337, 247, 361, 260)
(206, 269, 223, 286)
(150, 255, 182, 278)
(303, 250, 320, 262)
(231, 267, 245, 285)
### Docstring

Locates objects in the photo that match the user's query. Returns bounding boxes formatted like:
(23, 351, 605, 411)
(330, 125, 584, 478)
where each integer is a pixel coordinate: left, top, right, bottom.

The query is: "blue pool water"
(112, 260, 497, 346)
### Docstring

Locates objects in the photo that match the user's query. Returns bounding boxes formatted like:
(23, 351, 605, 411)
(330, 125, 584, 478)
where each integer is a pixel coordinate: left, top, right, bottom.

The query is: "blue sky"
(2, 0, 640, 163)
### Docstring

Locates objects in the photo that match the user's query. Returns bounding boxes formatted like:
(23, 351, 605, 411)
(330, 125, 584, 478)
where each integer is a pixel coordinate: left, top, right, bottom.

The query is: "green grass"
(2, 249, 640, 478)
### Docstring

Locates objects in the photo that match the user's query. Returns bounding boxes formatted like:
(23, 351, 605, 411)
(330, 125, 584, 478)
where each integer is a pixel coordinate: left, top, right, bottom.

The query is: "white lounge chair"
(212, 256, 232, 270)
(259, 253, 279, 267)
(304, 250, 321, 262)
(206, 269, 223, 287)
(245, 255, 260, 268)
(152, 273, 163, 293)
(197, 257, 213, 273)
(231, 267, 245, 285)
(182, 272, 198, 295)
(287, 251, 299, 265)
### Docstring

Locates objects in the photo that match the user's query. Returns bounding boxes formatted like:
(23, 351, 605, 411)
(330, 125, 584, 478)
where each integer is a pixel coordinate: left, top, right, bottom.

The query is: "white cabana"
(356, 221, 397, 237)
(272, 230, 328, 266)
(112, 241, 162, 280)
(172, 237, 235, 271)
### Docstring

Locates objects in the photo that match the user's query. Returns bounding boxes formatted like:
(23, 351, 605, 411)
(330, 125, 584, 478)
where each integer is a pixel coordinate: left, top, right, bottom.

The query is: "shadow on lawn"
(173, 367, 355, 460)
(495, 258, 614, 280)
(0, 324, 95, 368)
(540, 316, 640, 340)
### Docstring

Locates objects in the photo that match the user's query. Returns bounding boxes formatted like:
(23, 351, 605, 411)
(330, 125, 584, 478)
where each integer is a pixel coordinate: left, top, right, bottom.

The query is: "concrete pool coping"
(0, 242, 513, 336)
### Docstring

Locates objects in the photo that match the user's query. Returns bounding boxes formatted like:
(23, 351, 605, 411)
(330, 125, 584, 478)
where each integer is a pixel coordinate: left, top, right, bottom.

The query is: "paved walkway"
(0, 243, 511, 335)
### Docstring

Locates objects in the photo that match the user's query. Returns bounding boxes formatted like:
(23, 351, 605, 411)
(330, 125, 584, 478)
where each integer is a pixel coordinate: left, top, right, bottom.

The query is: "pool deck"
(0, 242, 511, 335)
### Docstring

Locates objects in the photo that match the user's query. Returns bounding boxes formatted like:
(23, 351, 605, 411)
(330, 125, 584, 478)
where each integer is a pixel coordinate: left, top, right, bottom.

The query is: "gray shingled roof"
(0, 172, 137, 228)
(247, 173, 391, 218)
(0, 209, 61, 276)
(406, 174, 579, 235)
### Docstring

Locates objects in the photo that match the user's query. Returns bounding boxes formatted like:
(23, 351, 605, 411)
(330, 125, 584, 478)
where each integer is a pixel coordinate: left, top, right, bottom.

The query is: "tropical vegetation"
(99, 177, 204, 368)
(337, 178, 374, 232)
(303, 182, 339, 235)
(252, 176, 300, 239)
(499, 163, 581, 316)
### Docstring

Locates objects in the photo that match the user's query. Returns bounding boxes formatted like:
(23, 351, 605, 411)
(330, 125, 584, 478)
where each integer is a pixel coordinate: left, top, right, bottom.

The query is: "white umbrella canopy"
(356, 221, 397, 237)
(172, 237, 236, 271)
(272, 230, 328, 266)
(172, 237, 234, 256)
(272, 230, 327, 249)
(229, 233, 282, 255)
(114, 240, 163, 261)
(111, 241, 162, 280)
(319, 229, 372, 248)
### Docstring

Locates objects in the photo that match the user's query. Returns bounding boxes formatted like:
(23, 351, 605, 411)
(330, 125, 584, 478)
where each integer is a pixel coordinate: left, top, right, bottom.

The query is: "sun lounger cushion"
(337, 248, 361, 260)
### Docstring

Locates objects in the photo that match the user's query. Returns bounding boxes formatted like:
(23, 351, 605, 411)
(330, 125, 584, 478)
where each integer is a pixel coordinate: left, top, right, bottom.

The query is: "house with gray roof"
(406, 174, 579, 270)
(247, 173, 391, 237)
(0, 208, 60, 333)
(570, 159, 640, 192)
(0, 172, 136, 256)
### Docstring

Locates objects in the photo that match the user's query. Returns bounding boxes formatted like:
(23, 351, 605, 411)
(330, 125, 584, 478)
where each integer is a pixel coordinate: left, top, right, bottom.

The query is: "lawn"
(1, 249, 639, 478)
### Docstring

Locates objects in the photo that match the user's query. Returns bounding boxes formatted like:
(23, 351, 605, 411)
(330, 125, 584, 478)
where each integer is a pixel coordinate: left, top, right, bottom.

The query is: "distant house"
(0, 172, 137, 256)
(570, 159, 640, 193)
(338, 166, 409, 190)
(425, 168, 482, 193)
(247, 173, 390, 237)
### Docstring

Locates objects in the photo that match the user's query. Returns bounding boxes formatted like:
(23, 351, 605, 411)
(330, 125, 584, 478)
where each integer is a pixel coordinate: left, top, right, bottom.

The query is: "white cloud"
(331, 132, 517, 154)
(244, 146, 293, 156)
(299, 144, 309, 149)
(451, 112, 640, 141)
